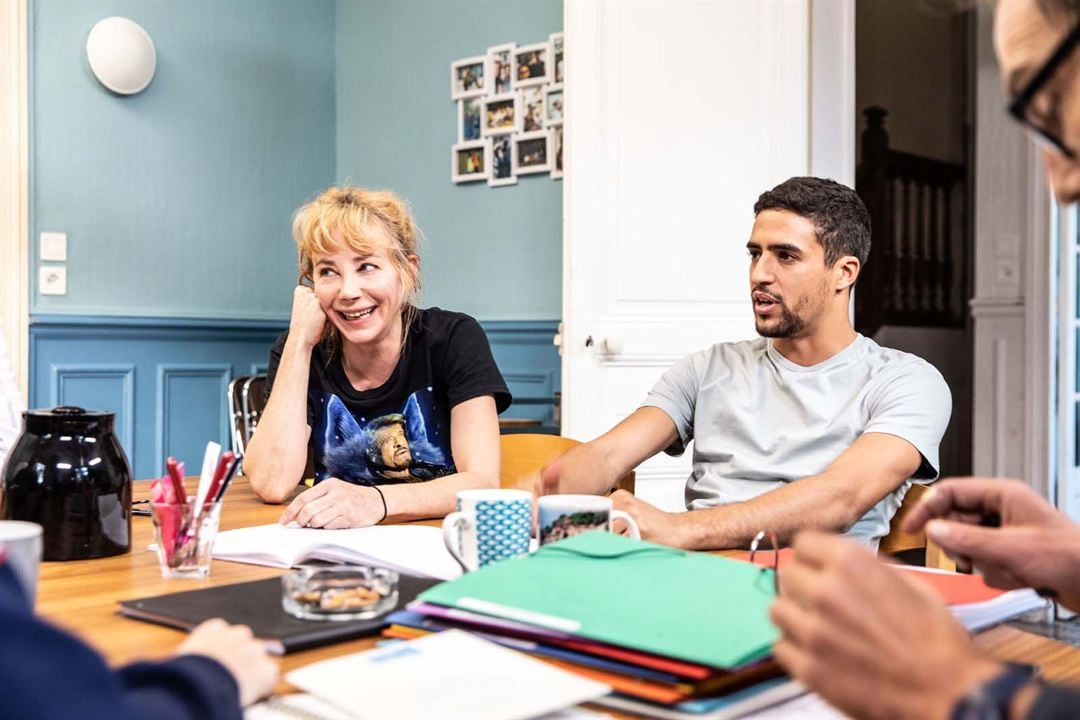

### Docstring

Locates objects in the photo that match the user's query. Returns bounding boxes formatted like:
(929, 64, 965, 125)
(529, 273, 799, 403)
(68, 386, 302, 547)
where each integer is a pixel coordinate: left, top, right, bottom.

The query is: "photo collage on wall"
(451, 32, 564, 186)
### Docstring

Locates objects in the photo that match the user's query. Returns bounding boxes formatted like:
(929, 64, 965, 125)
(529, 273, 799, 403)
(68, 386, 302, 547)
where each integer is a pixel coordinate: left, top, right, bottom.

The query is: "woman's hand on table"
(279, 479, 386, 528)
(177, 619, 279, 707)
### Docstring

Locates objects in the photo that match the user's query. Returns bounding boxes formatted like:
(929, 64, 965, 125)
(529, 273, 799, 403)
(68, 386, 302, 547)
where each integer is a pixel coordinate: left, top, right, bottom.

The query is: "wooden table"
(35, 478, 1080, 696)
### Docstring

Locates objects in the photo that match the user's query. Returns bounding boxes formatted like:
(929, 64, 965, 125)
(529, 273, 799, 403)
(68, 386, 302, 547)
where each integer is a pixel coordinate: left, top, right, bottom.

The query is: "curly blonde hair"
(292, 186, 422, 352)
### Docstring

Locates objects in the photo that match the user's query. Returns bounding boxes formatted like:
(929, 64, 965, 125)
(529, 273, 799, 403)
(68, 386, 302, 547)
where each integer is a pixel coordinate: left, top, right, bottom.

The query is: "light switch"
(40, 232, 68, 262)
(39, 265, 67, 295)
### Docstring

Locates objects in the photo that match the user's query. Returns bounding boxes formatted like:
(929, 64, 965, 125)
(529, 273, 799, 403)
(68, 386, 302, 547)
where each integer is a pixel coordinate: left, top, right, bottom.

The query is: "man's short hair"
(753, 177, 871, 267)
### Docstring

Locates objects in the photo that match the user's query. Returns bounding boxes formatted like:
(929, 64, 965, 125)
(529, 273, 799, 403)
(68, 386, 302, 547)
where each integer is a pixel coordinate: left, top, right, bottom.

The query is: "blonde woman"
(245, 187, 509, 527)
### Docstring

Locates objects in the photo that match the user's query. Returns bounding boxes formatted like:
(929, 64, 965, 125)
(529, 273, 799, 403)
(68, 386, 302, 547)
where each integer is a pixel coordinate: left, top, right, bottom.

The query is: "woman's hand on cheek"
(289, 285, 328, 349)
(278, 479, 386, 529)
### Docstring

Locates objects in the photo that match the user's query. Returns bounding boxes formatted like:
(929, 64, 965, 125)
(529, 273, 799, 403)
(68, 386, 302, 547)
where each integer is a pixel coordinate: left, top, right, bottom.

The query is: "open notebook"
(212, 523, 461, 580)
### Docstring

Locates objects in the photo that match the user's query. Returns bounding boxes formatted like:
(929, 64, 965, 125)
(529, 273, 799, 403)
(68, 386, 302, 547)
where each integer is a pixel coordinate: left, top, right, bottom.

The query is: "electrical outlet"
(39, 265, 67, 295)
(40, 232, 68, 262)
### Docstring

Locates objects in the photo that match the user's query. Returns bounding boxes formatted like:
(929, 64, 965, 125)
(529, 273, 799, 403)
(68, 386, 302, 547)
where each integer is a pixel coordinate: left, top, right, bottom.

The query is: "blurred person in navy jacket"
(0, 551, 277, 720)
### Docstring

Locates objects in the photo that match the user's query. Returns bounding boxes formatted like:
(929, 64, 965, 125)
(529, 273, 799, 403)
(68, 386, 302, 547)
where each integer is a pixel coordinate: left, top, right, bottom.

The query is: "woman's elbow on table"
(245, 460, 296, 505)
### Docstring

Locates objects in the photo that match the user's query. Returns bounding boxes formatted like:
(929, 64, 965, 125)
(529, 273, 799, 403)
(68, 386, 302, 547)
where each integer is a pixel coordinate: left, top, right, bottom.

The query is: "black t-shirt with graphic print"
(264, 307, 511, 487)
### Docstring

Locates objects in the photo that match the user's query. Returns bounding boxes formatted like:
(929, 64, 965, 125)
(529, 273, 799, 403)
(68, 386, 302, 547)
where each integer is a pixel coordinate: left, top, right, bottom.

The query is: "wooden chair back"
(227, 376, 249, 454)
(880, 483, 954, 570)
(226, 374, 268, 455)
(499, 433, 635, 495)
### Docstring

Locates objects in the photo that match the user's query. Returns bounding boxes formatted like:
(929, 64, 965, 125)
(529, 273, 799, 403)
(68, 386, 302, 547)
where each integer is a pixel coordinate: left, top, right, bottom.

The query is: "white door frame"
(1055, 204, 1078, 517)
(0, 0, 30, 398)
(809, 0, 855, 187)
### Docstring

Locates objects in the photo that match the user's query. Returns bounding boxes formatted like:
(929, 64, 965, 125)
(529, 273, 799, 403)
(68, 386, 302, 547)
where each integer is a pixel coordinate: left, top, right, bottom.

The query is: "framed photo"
(488, 134, 517, 187)
(549, 32, 564, 87)
(545, 88, 563, 126)
(450, 55, 486, 99)
(481, 93, 519, 136)
(521, 86, 545, 132)
(452, 140, 489, 183)
(550, 126, 563, 179)
(512, 41, 549, 89)
(513, 130, 551, 175)
(486, 42, 516, 96)
(458, 98, 482, 142)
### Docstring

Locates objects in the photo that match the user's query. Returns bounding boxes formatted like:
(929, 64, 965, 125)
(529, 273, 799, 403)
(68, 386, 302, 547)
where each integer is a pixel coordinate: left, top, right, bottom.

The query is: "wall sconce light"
(86, 17, 156, 95)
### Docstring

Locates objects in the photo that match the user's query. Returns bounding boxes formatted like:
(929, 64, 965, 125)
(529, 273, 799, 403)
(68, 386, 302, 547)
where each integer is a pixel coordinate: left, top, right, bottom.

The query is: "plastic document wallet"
(417, 532, 777, 668)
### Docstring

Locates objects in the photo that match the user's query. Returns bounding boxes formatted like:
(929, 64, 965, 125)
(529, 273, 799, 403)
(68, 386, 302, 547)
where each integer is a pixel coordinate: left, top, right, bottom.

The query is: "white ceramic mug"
(537, 494, 641, 545)
(0, 520, 44, 604)
(442, 489, 532, 572)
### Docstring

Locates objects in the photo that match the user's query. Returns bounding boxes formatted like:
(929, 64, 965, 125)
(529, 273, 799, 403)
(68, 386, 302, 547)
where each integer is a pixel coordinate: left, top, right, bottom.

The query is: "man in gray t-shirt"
(645, 333, 949, 548)
(539, 176, 951, 550)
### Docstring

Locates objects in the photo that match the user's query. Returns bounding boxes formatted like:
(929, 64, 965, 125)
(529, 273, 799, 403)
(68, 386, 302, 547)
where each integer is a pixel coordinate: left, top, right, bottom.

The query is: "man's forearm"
(557, 441, 626, 495)
(673, 474, 864, 550)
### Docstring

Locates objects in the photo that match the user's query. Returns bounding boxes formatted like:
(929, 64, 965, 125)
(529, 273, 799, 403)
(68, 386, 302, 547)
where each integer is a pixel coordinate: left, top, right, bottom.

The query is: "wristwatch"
(951, 663, 1041, 720)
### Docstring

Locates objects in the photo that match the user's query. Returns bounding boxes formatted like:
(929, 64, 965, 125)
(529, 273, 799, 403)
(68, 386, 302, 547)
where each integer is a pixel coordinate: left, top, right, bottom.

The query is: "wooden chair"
(499, 433, 635, 495)
(880, 483, 955, 570)
(227, 376, 249, 454)
(226, 374, 267, 455)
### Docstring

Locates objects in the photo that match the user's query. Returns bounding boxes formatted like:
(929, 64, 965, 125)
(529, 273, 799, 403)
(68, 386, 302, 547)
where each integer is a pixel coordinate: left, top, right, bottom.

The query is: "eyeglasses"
(1007, 22, 1080, 160)
(749, 529, 780, 594)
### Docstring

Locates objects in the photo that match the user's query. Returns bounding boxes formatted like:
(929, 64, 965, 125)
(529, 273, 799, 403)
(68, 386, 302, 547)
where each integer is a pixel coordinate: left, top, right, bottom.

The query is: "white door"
(0, 0, 29, 397)
(562, 0, 852, 511)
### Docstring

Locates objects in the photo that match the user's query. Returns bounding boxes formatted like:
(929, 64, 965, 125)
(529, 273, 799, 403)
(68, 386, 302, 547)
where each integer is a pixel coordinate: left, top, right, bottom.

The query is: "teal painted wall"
(335, 0, 563, 322)
(31, 0, 335, 320)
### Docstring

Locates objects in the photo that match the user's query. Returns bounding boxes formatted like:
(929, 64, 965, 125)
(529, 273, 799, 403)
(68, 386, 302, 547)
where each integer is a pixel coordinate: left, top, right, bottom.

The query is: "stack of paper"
(737, 549, 1048, 632)
(389, 532, 802, 719)
(898, 565, 1048, 631)
(281, 630, 610, 720)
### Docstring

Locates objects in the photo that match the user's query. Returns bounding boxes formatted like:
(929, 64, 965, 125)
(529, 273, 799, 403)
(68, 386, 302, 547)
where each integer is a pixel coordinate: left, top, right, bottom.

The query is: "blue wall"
(335, 0, 563, 322)
(28, 0, 563, 479)
(30, 317, 559, 478)
(31, 0, 335, 319)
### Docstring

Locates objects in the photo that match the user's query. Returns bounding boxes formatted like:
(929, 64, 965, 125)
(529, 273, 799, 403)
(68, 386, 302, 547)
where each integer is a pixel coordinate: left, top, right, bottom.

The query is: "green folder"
(418, 532, 778, 668)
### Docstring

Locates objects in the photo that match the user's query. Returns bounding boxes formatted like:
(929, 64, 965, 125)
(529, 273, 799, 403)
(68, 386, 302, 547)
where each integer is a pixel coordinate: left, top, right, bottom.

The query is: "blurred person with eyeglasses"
(771, 1, 1080, 719)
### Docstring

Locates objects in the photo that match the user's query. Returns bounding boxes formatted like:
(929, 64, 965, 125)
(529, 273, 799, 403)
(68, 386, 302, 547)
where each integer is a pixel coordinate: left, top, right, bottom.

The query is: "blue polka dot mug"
(441, 489, 532, 572)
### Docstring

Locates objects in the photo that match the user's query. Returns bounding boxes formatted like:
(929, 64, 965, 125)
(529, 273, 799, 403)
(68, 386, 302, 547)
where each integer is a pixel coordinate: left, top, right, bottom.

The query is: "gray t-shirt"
(642, 334, 951, 548)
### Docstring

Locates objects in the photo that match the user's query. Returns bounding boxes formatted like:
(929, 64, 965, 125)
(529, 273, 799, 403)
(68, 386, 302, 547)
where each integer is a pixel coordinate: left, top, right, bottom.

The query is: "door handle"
(585, 334, 623, 355)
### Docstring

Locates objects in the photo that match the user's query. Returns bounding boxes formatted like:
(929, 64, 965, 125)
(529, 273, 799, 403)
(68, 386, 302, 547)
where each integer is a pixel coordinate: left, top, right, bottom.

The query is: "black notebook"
(119, 573, 440, 655)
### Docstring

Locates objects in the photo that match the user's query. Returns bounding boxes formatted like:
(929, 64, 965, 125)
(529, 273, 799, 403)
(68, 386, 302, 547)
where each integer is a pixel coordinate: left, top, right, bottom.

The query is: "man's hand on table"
(904, 477, 1080, 612)
(769, 531, 1041, 720)
(610, 490, 688, 547)
(279, 478, 385, 528)
(177, 619, 279, 707)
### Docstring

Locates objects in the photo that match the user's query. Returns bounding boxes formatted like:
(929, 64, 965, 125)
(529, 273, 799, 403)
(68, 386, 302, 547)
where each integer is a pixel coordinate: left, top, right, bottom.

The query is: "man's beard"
(755, 301, 806, 338)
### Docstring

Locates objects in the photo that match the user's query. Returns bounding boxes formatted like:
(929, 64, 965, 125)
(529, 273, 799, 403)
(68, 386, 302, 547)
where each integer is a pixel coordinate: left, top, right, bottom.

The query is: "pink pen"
(203, 450, 235, 507)
(152, 476, 180, 561)
(165, 457, 188, 504)
(214, 453, 243, 503)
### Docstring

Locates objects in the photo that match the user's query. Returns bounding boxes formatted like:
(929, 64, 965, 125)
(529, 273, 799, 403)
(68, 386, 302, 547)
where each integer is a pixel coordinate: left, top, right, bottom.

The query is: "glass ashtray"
(282, 565, 399, 622)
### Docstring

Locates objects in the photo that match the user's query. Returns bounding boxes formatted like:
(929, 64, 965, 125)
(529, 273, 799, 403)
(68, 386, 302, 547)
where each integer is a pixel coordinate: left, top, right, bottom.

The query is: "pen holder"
(151, 500, 222, 579)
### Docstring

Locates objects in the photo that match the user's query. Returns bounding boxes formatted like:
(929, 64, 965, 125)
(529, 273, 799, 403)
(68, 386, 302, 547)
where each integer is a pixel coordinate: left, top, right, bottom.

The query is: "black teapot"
(1, 407, 132, 560)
